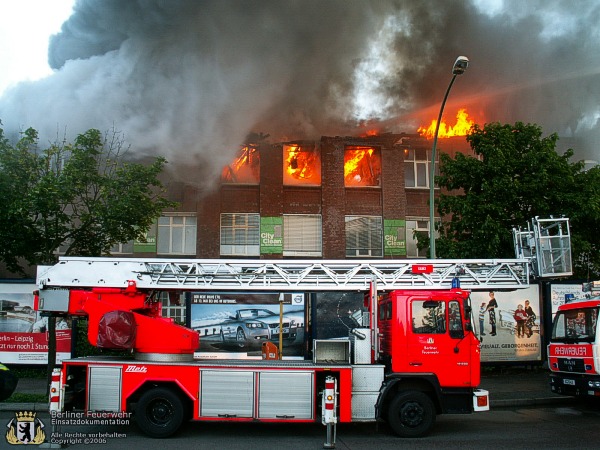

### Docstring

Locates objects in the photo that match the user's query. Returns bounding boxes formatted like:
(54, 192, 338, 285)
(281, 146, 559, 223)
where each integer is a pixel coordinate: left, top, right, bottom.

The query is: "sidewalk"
(0, 367, 576, 412)
(479, 367, 576, 408)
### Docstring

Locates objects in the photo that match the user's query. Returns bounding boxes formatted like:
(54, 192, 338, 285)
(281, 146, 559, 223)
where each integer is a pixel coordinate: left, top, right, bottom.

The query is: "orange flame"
(418, 108, 475, 139)
(221, 145, 260, 183)
(284, 144, 321, 185)
(344, 146, 381, 187)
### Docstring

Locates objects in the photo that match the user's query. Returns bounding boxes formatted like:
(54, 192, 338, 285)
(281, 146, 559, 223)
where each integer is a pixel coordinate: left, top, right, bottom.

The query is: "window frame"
(157, 214, 197, 255)
(220, 213, 260, 256)
(404, 148, 437, 189)
(345, 215, 383, 258)
(283, 214, 322, 257)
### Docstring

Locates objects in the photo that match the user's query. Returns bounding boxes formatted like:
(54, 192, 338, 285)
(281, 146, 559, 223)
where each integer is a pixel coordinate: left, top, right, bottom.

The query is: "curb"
(491, 396, 577, 408)
(0, 402, 48, 412)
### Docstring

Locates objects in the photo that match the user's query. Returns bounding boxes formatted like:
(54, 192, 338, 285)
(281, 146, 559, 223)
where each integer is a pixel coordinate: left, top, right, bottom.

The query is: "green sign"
(134, 222, 157, 253)
(260, 217, 283, 254)
(384, 219, 406, 256)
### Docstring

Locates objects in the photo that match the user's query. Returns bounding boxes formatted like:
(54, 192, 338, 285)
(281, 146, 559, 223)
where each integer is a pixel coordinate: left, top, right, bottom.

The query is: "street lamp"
(428, 55, 469, 259)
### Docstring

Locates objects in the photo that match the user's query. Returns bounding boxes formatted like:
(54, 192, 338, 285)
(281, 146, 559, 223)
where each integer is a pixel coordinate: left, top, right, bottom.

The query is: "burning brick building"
(139, 132, 473, 265)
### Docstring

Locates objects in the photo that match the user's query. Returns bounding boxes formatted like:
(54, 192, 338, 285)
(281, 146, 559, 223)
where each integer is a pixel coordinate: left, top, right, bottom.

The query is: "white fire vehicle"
(549, 281, 600, 397)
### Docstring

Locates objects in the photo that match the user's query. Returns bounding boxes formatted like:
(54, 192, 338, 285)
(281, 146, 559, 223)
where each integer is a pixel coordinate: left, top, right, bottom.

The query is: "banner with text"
(0, 283, 72, 364)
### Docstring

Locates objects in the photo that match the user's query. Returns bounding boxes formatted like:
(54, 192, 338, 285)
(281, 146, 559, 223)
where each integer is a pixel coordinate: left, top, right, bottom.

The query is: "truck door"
(407, 298, 472, 387)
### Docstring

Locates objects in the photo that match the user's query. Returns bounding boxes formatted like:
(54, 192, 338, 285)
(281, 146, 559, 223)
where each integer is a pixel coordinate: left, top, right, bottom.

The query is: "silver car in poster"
(220, 308, 299, 348)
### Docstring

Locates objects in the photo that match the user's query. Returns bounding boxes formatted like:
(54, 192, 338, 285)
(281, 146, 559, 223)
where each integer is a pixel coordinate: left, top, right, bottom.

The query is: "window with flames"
(344, 146, 381, 187)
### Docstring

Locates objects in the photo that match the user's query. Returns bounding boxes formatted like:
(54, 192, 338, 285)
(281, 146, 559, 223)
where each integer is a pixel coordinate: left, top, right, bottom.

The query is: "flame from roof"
(418, 108, 475, 139)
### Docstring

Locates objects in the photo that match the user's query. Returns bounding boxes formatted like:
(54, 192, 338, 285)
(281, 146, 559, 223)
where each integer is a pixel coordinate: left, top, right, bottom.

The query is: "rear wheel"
(387, 390, 436, 437)
(135, 387, 185, 438)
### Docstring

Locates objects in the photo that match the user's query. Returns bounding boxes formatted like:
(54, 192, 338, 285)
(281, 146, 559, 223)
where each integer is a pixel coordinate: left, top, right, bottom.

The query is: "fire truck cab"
(548, 284, 600, 397)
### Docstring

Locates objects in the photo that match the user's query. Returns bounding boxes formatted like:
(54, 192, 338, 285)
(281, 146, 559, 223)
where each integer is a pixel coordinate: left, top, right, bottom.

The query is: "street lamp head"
(452, 56, 469, 75)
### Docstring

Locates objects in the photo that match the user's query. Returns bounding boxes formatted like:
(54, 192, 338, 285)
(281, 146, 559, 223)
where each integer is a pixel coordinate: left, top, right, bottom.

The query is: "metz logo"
(125, 365, 148, 373)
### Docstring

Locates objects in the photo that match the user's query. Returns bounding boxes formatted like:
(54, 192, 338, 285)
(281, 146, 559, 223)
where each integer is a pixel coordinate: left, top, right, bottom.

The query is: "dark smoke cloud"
(1, 0, 599, 186)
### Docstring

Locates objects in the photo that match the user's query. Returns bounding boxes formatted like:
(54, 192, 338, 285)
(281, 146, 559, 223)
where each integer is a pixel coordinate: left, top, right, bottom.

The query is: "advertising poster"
(471, 286, 541, 362)
(189, 292, 305, 359)
(549, 283, 586, 316)
(0, 283, 72, 364)
(260, 217, 283, 254)
(384, 219, 407, 256)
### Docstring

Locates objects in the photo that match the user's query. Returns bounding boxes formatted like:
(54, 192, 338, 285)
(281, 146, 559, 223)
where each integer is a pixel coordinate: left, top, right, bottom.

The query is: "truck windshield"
(551, 307, 598, 343)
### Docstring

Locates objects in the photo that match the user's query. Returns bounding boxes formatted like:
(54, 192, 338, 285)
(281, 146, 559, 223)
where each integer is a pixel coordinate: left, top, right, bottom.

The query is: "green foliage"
(0, 126, 177, 273)
(435, 122, 600, 279)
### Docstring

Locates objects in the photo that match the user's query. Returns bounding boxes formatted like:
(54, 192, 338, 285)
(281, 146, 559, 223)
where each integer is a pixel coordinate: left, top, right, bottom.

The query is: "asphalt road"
(2, 402, 600, 449)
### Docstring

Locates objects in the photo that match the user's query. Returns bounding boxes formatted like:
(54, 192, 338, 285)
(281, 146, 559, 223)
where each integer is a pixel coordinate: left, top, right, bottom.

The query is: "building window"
(159, 292, 186, 324)
(157, 214, 197, 255)
(283, 214, 322, 256)
(345, 216, 383, 257)
(110, 241, 134, 254)
(344, 146, 381, 187)
(406, 218, 436, 258)
(221, 145, 260, 184)
(283, 144, 321, 186)
(404, 148, 437, 188)
(220, 213, 260, 256)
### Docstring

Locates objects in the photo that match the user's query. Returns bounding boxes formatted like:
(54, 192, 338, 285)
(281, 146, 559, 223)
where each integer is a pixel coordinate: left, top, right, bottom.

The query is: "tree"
(0, 126, 176, 274)
(433, 122, 600, 279)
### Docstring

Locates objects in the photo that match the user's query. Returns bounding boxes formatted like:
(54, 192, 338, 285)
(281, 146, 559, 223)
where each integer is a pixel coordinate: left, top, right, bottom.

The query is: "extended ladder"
(37, 257, 530, 291)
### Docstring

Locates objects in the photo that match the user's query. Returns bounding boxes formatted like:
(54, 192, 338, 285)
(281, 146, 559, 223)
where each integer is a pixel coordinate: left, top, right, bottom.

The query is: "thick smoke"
(1, 0, 599, 186)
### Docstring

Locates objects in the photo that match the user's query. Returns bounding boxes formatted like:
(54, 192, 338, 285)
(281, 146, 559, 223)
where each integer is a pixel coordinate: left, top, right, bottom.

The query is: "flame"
(344, 146, 381, 186)
(221, 145, 260, 183)
(284, 144, 321, 185)
(418, 108, 475, 139)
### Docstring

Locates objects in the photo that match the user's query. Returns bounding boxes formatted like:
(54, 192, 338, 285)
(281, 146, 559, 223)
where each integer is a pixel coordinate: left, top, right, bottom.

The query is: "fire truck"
(548, 282, 600, 398)
(34, 257, 536, 444)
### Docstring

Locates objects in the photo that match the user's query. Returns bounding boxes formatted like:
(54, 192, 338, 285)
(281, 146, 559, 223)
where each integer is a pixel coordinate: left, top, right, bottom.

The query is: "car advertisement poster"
(189, 292, 305, 359)
(0, 283, 72, 364)
(471, 286, 541, 362)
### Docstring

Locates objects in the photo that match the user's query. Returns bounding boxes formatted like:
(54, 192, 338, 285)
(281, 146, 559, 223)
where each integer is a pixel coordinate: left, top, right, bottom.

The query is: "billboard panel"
(0, 283, 72, 364)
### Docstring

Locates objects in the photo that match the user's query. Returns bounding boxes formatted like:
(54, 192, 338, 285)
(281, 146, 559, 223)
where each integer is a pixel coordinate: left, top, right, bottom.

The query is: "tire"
(135, 387, 185, 438)
(236, 328, 247, 348)
(387, 391, 436, 438)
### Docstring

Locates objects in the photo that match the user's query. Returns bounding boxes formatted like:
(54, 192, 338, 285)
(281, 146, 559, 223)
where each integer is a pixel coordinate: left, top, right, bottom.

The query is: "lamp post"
(428, 56, 469, 259)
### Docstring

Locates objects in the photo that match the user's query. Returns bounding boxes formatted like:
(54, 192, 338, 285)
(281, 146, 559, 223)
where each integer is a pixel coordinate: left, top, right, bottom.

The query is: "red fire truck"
(35, 257, 532, 443)
(548, 282, 600, 398)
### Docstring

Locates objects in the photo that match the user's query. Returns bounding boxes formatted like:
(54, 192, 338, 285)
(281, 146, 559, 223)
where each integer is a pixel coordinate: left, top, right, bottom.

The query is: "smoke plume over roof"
(1, 0, 599, 184)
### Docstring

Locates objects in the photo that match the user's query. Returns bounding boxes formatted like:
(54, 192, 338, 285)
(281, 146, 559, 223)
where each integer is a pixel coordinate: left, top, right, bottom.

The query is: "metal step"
(37, 257, 530, 291)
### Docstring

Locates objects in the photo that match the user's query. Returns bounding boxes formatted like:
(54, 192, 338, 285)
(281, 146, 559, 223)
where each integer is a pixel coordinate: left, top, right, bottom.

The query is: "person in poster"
(513, 304, 528, 338)
(478, 302, 487, 336)
(524, 299, 537, 338)
(486, 291, 498, 336)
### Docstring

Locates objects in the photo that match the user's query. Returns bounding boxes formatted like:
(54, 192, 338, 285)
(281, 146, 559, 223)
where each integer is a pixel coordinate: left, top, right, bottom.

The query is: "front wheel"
(135, 387, 185, 438)
(387, 391, 436, 438)
(236, 328, 247, 348)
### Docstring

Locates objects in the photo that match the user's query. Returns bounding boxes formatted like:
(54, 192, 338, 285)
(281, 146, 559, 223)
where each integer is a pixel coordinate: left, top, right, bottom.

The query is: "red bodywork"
(66, 282, 198, 355)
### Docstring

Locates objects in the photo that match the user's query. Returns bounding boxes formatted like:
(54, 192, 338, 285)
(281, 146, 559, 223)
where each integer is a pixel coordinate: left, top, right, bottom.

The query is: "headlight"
(246, 322, 265, 328)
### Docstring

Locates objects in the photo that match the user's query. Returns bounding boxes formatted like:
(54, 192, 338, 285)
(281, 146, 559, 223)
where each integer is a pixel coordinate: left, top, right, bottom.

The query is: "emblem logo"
(5, 411, 45, 445)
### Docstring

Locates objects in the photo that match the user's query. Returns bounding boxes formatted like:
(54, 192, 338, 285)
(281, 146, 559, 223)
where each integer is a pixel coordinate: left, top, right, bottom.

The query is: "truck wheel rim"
(148, 399, 174, 425)
(399, 401, 424, 427)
